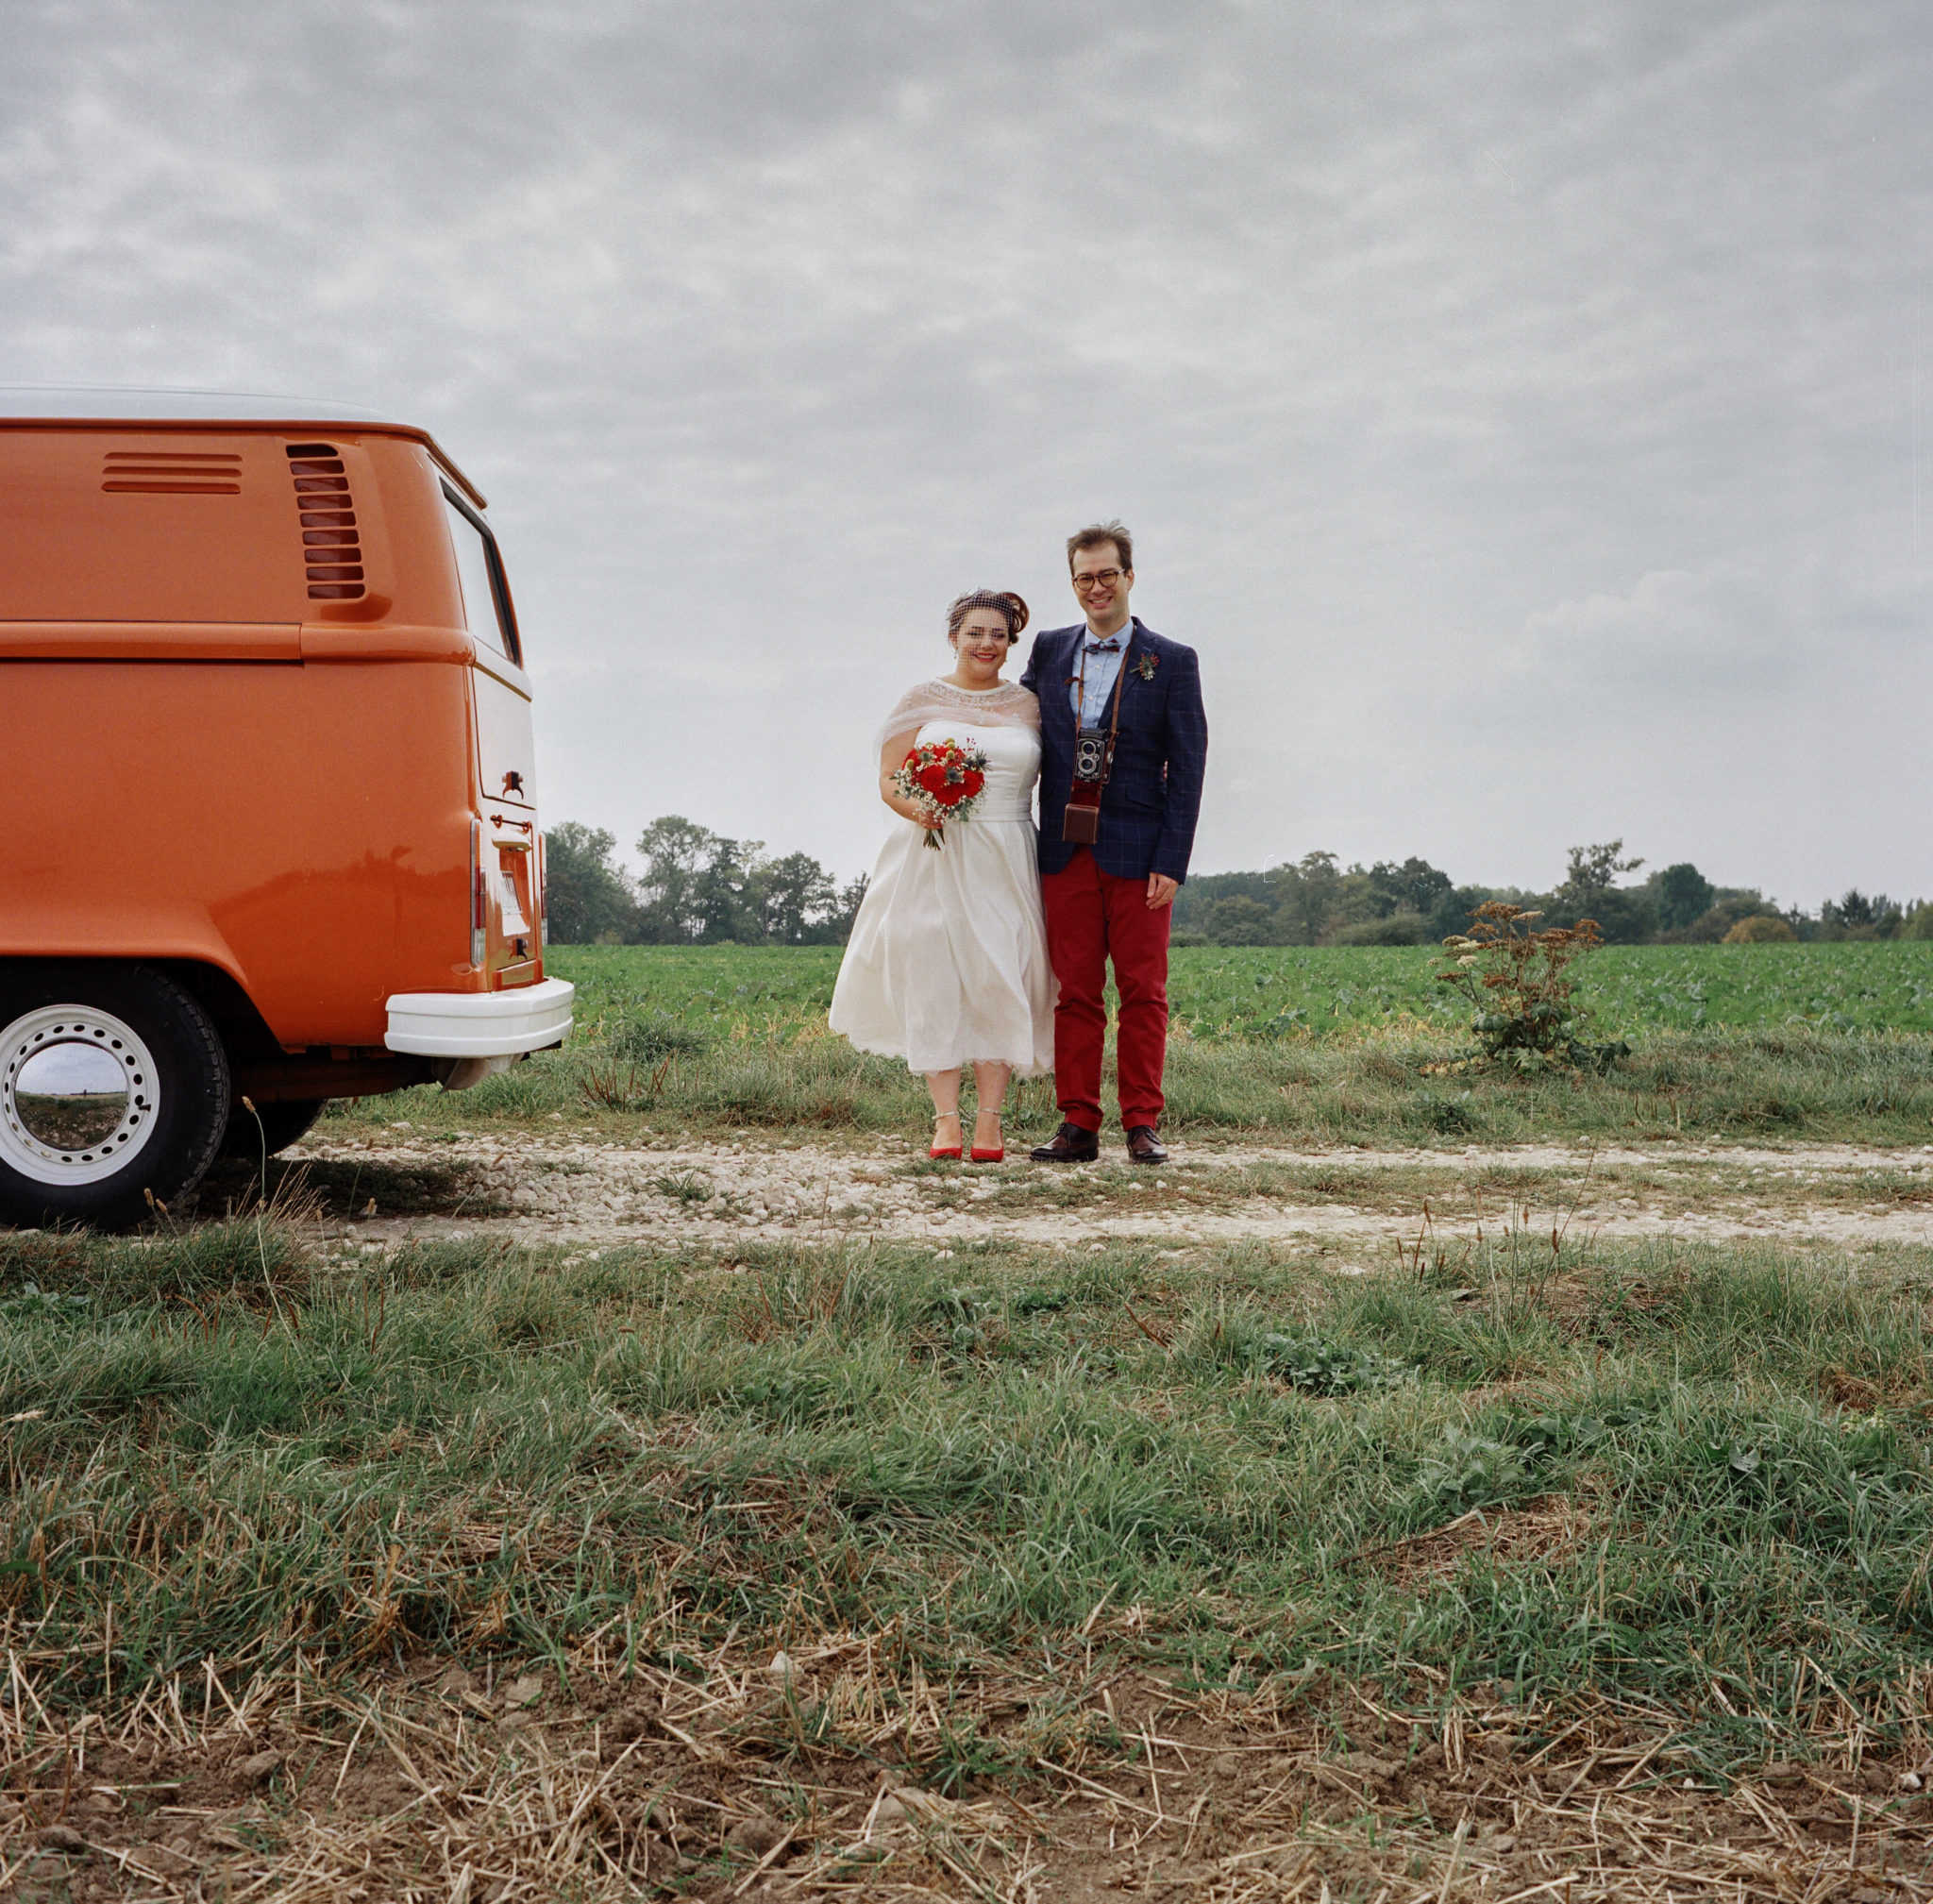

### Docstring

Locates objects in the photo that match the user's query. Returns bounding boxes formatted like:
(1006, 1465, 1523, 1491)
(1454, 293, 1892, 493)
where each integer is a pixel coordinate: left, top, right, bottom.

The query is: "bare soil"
(271, 1129, 1933, 1256)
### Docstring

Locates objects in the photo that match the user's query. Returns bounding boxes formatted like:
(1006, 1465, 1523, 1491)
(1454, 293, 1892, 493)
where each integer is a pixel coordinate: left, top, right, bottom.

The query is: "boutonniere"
(1135, 652, 1159, 681)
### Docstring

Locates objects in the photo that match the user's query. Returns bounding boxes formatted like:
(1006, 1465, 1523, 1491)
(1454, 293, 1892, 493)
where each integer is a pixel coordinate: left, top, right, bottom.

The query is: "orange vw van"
(0, 389, 573, 1227)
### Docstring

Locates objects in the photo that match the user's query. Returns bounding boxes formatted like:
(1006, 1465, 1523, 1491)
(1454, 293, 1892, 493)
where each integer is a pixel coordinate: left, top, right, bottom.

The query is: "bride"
(829, 589, 1055, 1161)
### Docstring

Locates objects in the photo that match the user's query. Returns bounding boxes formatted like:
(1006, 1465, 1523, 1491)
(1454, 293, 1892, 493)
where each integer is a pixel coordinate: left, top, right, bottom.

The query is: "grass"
(11, 1213, 1933, 1890)
(313, 1014, 1933, 1154)
(8, 1218, 1933, 1769)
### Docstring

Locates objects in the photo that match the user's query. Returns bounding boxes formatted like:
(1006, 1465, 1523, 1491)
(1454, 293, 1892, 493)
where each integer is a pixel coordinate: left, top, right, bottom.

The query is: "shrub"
(1332, 911, 1432, 946)
(1680, 893, 1778, 941)
(1437, 902, 1626, 1072)
(1206, 896, 1274, 946)
(1723, 916, 1797, 944)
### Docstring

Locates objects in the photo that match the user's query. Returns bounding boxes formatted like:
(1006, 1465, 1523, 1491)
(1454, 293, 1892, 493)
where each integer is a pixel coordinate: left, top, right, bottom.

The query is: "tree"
(695, 835, 768, 943)
(1556, 840, 1644, 914)
(1653, 862, 1715, 934)
(1208, 896, 1274, 945)
(541, 822, 636, 944)
(1367, 857, 1454, 919)
(630, 816, 861, 944)
(1170, 870, 1274, 937)
(829, 874, 869, 943)
(1588, 885, 1659, 945)
(1270, 851, 1343, 945)
(1430, 885, 1494, 942)
(1821, 889, 1904, 939)
(756, 851, 839, 944)
(634, 816, 720, 942)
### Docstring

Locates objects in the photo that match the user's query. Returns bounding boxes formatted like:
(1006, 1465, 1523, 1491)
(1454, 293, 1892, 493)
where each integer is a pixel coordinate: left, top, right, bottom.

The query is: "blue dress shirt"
(1071, 631, 1128, 729)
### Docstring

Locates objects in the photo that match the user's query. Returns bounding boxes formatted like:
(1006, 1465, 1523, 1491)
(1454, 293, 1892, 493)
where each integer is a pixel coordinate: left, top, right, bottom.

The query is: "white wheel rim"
(0, 1004, 160, 1187)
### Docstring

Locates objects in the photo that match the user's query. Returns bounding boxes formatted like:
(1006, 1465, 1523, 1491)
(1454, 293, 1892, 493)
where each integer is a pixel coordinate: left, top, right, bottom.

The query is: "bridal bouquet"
(892, 737, 988, 851)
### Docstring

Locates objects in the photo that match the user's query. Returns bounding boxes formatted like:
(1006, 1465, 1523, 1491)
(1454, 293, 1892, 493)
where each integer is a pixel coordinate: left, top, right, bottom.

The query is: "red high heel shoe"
(970, 1119, 1004, 1163)
(930, 1118, 963, 1160)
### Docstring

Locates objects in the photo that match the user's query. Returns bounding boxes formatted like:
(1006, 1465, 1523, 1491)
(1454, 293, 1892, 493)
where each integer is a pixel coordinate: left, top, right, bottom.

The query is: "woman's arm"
(879, 728, 942, 828)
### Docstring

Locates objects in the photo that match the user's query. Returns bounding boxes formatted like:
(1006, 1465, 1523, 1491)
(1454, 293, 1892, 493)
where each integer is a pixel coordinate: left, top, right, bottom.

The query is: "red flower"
(894, 736, 989, 846)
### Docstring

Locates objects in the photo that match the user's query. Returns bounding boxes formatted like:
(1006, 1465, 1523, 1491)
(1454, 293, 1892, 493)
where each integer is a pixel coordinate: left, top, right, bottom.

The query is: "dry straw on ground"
(8, 1615, 1933, 1900)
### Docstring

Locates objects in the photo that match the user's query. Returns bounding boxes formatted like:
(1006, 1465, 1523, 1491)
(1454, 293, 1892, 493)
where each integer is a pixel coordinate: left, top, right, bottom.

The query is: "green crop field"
(550, 940, 1933, 1042)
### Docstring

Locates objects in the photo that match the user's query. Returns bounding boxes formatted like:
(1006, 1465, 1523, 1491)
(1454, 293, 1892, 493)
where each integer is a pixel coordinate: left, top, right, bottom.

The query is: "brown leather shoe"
(1030, 1121, 1101, 1163)
(1125, 1125, 1168, 1165)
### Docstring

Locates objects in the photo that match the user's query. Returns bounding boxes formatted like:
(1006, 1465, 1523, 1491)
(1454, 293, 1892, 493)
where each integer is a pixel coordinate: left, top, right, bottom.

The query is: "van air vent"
(101, 450, 242, 495)
(285, 442, 365, 600)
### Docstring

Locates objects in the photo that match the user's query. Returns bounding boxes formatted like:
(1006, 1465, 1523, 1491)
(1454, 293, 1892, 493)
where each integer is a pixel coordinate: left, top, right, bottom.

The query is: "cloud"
(1514, 560, 1928, 701)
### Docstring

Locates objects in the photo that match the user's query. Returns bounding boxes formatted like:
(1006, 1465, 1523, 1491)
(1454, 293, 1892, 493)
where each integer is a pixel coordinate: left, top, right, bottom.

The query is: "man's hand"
(1146, 873, 1178, 909)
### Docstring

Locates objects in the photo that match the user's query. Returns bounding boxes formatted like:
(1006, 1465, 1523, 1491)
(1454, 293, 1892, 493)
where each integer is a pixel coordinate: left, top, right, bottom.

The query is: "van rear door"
(441, 484, 544, 985)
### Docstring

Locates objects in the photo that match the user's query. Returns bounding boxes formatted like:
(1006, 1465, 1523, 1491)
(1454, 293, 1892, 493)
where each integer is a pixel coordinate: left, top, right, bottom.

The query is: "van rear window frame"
(441, 480, 523, 667)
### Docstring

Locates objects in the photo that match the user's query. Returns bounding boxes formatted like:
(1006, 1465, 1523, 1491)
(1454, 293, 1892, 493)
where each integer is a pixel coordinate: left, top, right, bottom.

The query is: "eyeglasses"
(1072, 568, 1124, 592)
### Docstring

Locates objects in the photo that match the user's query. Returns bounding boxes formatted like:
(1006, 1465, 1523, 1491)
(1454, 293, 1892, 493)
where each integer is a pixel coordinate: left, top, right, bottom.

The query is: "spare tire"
(0, 963, 230, 1230)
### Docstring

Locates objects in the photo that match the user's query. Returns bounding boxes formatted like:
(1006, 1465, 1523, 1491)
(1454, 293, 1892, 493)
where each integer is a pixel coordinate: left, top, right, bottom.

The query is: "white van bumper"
(384, 977, 575, 1059)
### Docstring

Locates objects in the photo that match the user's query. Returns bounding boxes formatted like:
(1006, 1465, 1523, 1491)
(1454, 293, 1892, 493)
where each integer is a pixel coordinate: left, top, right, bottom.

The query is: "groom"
(1021, 522, 1207, 1165)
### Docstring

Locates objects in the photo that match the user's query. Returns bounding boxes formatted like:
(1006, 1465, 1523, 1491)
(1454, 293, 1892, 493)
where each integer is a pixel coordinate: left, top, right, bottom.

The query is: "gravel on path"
(293, 1129, 1933, 1254)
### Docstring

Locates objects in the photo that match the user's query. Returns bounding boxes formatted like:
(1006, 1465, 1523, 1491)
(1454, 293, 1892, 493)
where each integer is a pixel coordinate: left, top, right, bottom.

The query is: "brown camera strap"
(1072, 635, 1131, 782)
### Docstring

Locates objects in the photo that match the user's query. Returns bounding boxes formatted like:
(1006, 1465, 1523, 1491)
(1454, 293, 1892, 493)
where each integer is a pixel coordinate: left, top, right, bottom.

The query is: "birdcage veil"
(945, 589, 1029, 638)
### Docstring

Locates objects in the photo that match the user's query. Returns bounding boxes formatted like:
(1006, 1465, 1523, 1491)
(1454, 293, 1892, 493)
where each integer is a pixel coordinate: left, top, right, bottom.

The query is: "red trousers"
(1040, 848, 1171, 1132)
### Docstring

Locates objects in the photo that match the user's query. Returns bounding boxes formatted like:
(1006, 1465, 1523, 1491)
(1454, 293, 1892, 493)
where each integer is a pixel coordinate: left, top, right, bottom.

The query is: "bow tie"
(1084, 638, 1122, 653)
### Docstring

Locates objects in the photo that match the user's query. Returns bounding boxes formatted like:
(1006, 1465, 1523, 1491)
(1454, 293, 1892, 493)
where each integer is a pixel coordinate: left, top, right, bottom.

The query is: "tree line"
(543, 819, 867, 946)
(1168, 842, 1933, 948)
(543, 820, 1928, 949)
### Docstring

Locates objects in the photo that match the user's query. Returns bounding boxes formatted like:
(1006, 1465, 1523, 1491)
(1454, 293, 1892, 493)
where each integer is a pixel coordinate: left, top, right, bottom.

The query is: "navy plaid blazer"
(1019, 617, 1207, 884)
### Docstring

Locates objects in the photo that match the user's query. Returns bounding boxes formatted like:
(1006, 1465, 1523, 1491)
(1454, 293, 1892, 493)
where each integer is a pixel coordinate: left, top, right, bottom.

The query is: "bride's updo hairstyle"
(946, 589, 1030, 646)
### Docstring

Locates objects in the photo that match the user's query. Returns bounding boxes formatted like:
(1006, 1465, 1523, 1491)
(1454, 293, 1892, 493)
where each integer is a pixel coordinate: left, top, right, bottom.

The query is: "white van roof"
(0, 385, 392, 423)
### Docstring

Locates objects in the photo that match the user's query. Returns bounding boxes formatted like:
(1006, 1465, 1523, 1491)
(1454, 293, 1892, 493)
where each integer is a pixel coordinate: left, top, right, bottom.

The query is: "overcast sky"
(6, 1, 1929, 907)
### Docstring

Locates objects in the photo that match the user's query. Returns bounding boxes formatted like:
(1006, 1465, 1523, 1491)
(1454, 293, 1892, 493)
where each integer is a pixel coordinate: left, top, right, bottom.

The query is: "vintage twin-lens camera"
(1063, 724, 1113, 844)
(1072, 725, 1111, 784)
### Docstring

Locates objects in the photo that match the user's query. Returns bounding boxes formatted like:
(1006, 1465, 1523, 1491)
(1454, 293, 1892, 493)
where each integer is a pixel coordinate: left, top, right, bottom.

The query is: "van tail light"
(470, 817, 487, 966)
(534, 831, 548, 948)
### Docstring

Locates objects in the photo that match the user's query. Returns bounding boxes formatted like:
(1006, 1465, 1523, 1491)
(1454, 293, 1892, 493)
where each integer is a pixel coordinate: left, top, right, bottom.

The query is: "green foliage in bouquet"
(1437, 901, 1630, 1073)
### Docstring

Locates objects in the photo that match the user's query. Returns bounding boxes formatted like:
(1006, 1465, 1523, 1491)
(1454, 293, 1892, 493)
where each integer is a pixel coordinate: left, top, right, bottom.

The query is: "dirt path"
(291, 1130, 1933, 1254)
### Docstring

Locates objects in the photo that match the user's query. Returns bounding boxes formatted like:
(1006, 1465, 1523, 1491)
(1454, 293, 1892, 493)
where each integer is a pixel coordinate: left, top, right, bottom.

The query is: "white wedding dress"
(831, 682, 1056, 1076)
